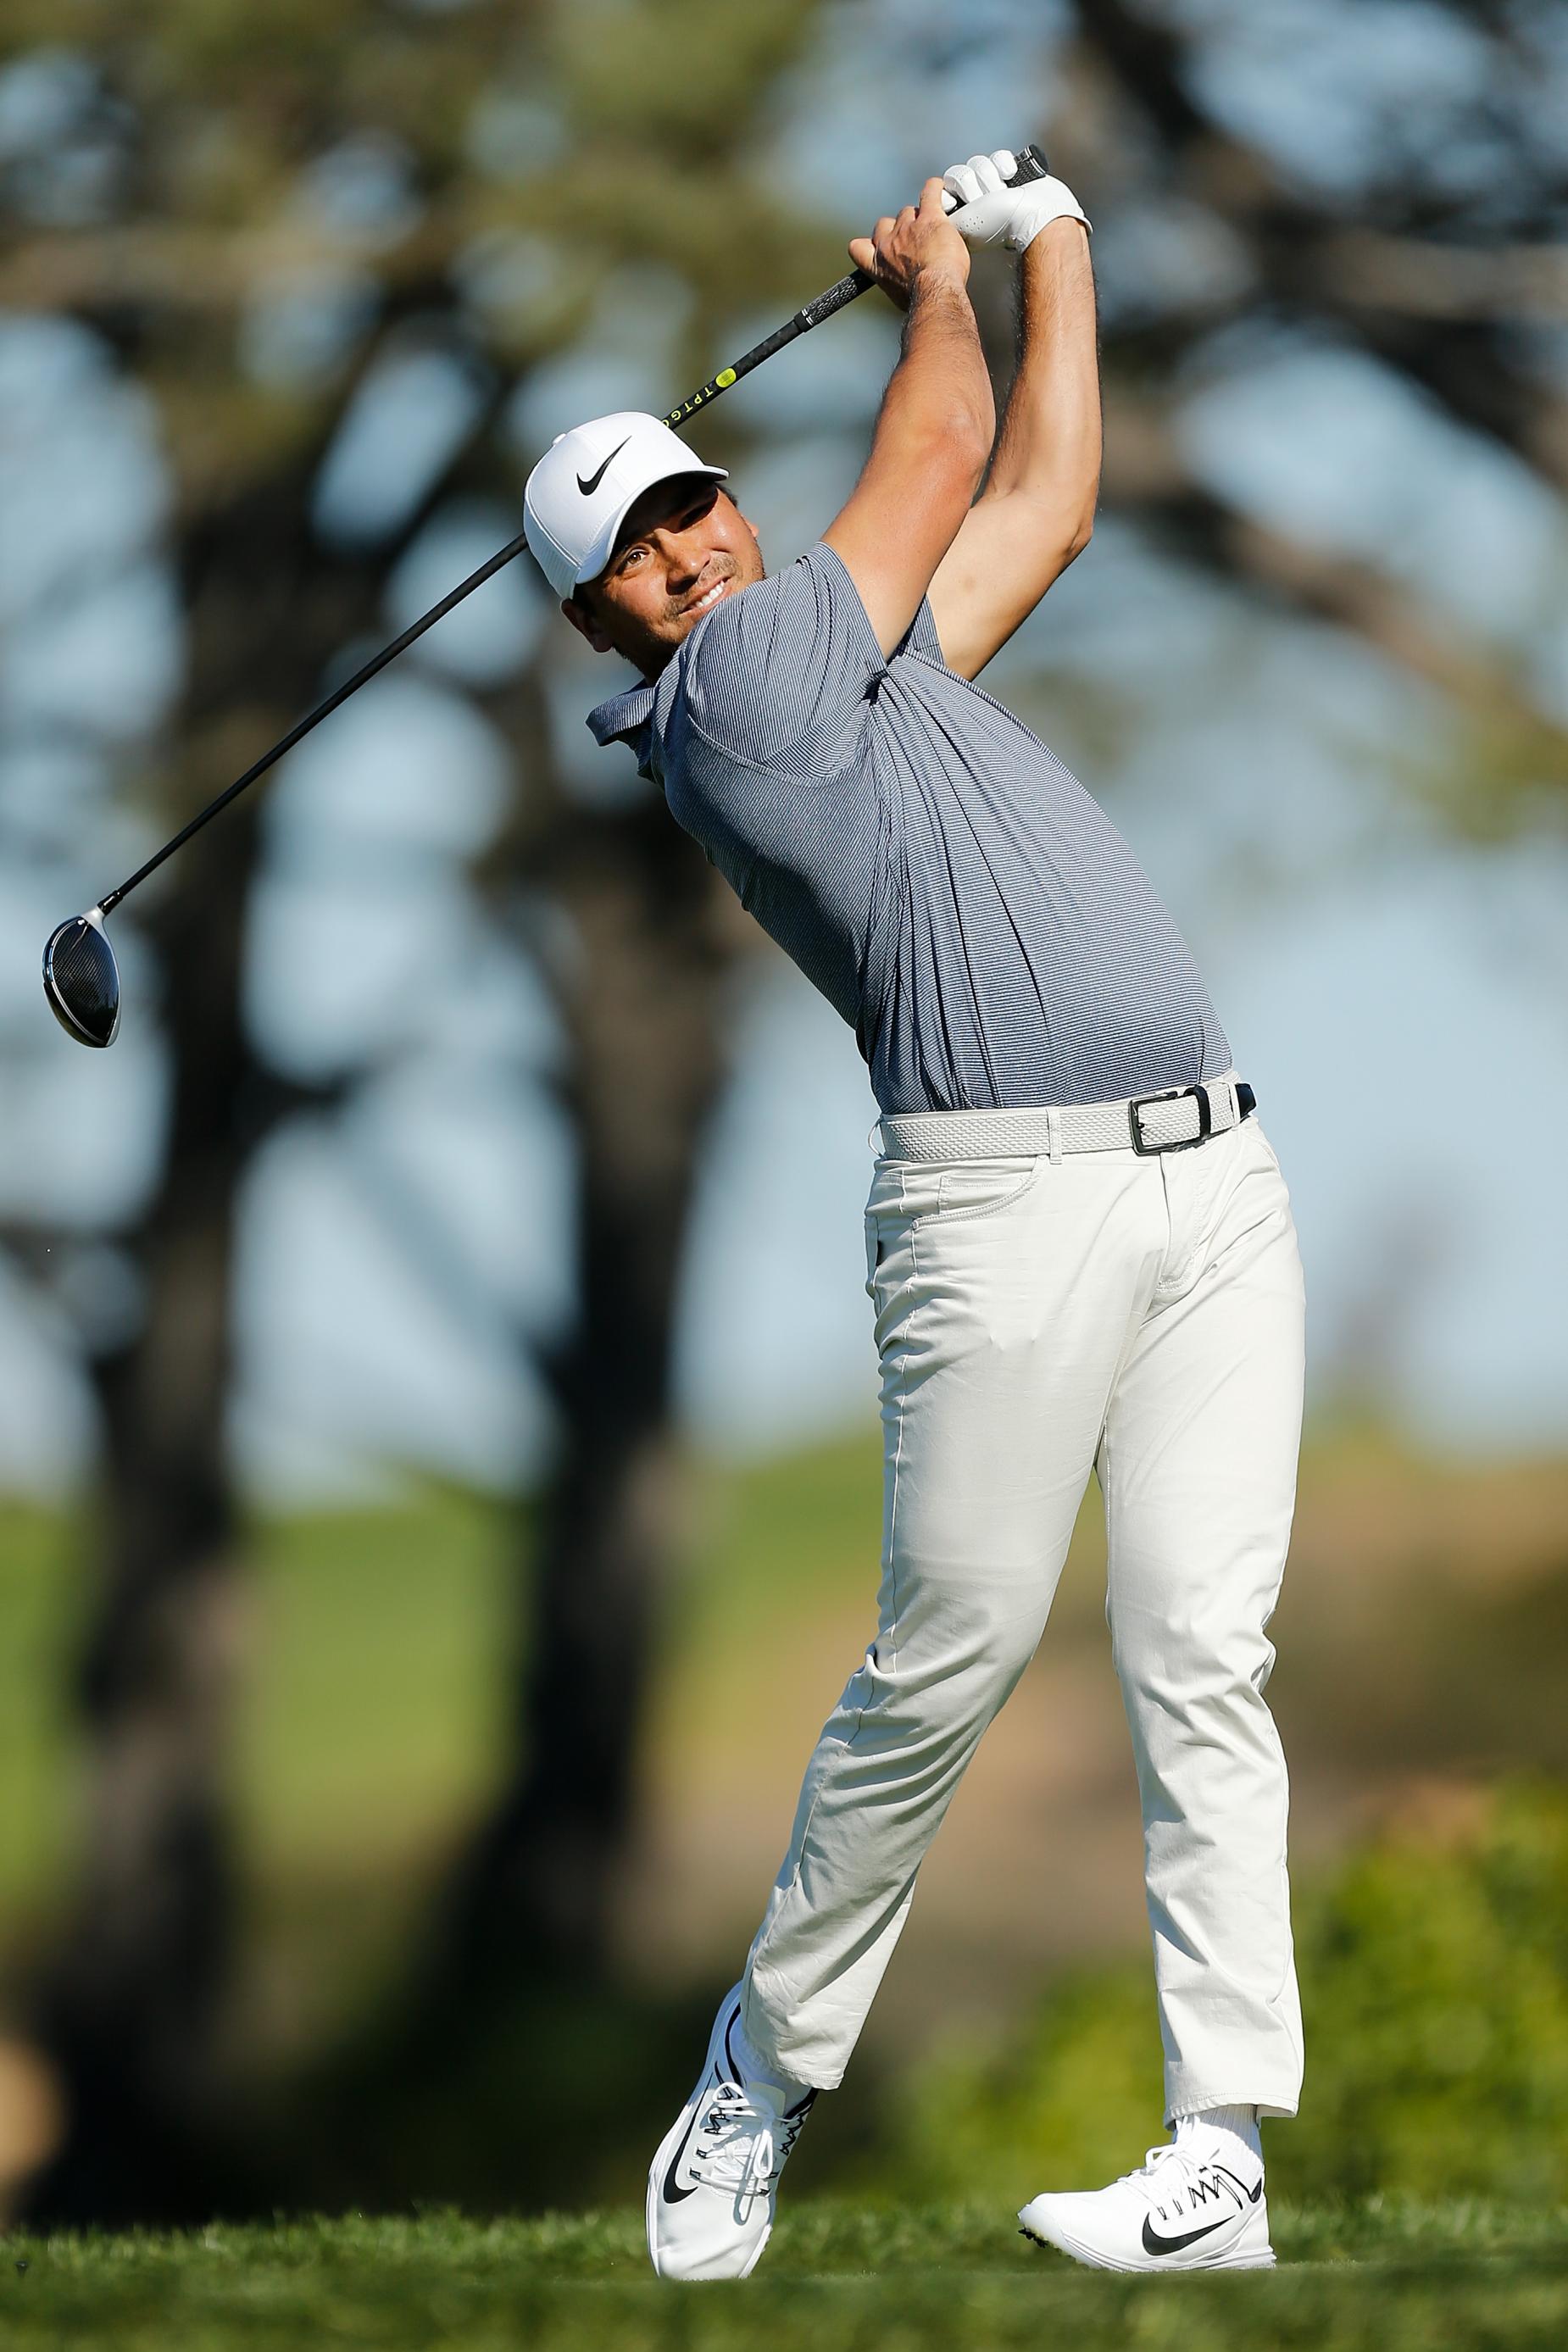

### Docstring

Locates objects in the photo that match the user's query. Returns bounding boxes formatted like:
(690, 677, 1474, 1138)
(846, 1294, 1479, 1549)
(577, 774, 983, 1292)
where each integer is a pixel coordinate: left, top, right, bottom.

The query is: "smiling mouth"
(681, 576, 731, 620)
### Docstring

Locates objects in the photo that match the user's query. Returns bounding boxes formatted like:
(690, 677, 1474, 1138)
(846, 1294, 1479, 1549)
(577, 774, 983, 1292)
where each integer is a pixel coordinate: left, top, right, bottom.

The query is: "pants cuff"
(1165, 2082, 1300, 2127)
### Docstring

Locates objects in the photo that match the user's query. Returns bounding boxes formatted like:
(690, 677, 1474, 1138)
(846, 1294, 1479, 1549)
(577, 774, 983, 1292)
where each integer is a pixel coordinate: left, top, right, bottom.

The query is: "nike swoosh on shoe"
(661, 2067, 717, 2205)
(663, 2000, 745, 2205)
(1140, 2209, 1236, 2256)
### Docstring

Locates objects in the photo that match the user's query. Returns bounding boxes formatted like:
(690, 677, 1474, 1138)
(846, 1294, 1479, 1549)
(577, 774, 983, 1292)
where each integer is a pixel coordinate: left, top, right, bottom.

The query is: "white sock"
(1174, 2103, 1263, 2180)
(731, 2004, 810, 2100)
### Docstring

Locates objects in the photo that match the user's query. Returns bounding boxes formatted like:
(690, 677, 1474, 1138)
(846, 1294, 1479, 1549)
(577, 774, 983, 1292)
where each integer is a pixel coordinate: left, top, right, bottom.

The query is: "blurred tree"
(1053, 0, 1568, 817)
(0, 0, 829, 2220)
(3, 0, 1565, 2225)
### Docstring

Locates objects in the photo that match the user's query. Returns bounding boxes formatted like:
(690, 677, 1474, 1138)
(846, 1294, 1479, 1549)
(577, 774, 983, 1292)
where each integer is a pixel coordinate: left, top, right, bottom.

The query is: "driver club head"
(43, 907, 121, 1048)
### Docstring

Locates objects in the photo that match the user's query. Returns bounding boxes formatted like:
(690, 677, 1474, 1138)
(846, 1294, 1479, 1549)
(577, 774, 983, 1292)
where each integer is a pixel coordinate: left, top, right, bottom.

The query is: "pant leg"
(743, 1148, 1165, 2088)
(1098, 1118, 1306, 2122)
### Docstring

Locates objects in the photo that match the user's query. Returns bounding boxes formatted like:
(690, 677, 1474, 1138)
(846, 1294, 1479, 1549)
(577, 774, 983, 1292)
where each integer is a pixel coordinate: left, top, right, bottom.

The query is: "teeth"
(690, 579, 726, 614)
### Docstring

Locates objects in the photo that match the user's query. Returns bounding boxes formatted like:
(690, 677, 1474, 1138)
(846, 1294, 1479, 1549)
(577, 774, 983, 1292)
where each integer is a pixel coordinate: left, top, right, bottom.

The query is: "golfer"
(524, 152, 1304, 2280)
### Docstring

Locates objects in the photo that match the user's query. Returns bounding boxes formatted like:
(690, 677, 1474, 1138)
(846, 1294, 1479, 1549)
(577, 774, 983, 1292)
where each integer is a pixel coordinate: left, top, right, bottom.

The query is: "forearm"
(982, 219, 1099, 542)
(824, 262, 994, 652)
(872, 269, 995, 471)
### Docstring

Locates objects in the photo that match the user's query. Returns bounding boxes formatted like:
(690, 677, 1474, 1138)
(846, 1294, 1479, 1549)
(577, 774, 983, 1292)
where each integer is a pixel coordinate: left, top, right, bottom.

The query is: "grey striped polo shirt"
(587, 542, 1230, 1115)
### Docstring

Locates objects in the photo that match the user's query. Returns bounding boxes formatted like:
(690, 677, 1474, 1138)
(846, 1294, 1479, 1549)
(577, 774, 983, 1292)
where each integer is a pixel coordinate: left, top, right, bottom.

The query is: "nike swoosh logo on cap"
(577, 437, 629, 496)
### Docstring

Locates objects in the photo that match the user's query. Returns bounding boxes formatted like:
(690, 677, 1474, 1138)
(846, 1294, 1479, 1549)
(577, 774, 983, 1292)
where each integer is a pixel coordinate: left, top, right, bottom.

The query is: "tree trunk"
(25, 803, 264, 2226)
(21, 431, 442, 2220)
(442, 799, 736, 1989)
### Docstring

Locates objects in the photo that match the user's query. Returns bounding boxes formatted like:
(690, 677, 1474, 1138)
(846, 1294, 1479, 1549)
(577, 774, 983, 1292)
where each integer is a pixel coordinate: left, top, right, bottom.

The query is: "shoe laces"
(1120, 2143, 1243, 2221)
(690, 2082, 815, 2217)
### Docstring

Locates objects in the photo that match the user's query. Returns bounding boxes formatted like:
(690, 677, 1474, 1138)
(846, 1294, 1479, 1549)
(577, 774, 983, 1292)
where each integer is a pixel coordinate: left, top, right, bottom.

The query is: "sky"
(2, 1, 1566, 1499)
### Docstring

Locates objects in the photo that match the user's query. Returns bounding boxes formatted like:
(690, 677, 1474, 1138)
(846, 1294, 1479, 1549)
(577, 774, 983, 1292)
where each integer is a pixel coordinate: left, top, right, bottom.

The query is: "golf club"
(42, 145, 1050, 1048)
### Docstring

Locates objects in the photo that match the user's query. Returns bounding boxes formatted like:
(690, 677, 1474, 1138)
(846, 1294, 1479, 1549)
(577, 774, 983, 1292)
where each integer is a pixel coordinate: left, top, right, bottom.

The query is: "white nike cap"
(522, 410, 728, 602)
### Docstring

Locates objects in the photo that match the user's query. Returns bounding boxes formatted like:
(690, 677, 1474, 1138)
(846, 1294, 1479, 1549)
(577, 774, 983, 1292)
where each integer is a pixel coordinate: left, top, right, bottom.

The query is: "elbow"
(932, 405, 993, 499)
(1053, 487, 1098, 570)
(987, 481, 1098, 575)
(1060, 506, 1095, 566)
(959, 399, 996, 485)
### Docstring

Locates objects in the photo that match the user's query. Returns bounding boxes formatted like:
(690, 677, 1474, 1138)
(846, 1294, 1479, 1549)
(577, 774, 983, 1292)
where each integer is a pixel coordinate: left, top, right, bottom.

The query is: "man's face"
(564, 481, 765, 676)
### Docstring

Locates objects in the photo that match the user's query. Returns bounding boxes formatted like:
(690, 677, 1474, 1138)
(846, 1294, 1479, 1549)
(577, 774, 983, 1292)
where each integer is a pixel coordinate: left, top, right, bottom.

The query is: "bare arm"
(821, 180, 995, 655)
(927, 218, 1100, 680)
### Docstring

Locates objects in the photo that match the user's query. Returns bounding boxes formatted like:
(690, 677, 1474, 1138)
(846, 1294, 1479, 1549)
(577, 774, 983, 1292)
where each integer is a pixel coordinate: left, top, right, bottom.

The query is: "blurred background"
(2, 0, 1567, 2230)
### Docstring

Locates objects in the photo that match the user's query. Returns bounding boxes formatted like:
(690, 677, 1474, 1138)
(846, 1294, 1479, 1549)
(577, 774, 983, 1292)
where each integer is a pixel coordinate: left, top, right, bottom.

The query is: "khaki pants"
(742, 1109, 1305, 2121)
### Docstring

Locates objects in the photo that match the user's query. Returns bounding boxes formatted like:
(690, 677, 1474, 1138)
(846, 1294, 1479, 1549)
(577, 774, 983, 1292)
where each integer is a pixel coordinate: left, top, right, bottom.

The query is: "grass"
(3, 2199, 1566, 2350)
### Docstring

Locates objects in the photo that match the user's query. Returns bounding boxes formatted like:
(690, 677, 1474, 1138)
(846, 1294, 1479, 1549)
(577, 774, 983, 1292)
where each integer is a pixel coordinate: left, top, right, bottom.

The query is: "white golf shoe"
(646, 1985, 816, 2281)
(1019, 2141, 1274, 2272)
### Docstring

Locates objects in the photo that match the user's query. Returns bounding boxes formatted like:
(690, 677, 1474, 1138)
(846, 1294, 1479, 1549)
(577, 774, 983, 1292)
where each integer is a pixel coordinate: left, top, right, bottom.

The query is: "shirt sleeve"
(672, 543, 886, 769)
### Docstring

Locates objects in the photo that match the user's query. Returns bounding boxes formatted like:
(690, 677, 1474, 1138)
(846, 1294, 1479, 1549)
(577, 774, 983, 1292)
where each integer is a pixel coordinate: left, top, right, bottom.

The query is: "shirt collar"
(587, 678, 656, 748)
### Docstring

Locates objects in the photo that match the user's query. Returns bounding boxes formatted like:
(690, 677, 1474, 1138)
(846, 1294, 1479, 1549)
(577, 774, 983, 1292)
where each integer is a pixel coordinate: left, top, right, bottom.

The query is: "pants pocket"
(913, 1157, 1040, 1230)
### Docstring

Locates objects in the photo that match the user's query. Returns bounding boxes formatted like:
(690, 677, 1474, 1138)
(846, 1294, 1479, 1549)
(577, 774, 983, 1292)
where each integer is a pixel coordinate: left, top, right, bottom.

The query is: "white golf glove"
(940, 148, 1090, 250)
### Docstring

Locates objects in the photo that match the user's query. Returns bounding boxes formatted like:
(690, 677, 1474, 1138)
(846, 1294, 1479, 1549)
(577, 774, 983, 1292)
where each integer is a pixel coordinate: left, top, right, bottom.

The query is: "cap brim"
(573, 465, 729, 591)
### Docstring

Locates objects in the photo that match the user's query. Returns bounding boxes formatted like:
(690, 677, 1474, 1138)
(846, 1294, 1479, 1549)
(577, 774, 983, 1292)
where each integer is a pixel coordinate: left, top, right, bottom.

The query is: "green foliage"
(0, 0, 837, 512)
(888, 1965, 1161, 2205)
(552, 0, 815, 147)
(2, 2199, 1566, 2350)
(1284, 1782, 1568, 2204)
(891, 1780, 1568, 2209)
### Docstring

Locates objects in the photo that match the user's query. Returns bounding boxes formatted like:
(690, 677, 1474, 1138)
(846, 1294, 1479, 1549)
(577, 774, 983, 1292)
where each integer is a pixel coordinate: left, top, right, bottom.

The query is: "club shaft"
(101, 531, 531, 915)
(97, 143, 1051, 915)
(664, 270, 873, 428)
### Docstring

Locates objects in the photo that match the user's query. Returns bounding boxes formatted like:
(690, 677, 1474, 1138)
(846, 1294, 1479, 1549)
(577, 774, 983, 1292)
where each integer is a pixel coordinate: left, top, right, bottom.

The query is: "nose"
(657, 525, 705, 587)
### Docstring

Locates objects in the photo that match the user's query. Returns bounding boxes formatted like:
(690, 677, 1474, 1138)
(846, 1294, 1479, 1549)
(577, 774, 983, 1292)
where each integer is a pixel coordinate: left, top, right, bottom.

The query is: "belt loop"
(1046, 1105, 1063, 1165)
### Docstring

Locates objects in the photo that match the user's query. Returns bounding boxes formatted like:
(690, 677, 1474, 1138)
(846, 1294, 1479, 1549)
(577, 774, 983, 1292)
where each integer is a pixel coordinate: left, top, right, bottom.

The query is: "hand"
(848, 177, 972, 310)
(939, 149, 1090, 251)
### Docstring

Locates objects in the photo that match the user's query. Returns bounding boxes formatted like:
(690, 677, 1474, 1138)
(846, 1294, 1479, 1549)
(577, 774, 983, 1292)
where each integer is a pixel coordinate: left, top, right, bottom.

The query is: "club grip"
(663, 142, 1055, 438)
(943, 141, 1051, 213)
(797, 269, 876, 331)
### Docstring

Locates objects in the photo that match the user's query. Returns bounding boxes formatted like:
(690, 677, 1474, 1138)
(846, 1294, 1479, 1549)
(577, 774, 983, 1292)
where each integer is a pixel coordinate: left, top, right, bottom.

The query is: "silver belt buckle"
(1128, 1082, 1212, 1156)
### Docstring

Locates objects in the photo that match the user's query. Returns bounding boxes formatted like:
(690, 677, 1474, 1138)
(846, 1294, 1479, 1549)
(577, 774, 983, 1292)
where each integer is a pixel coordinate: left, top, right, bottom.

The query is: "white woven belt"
(878, 1076, 1253, 1163)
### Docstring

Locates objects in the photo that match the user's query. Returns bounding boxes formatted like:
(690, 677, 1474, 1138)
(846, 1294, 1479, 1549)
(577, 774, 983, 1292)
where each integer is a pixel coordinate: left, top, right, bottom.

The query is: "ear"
(562, 595, 614, 655)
